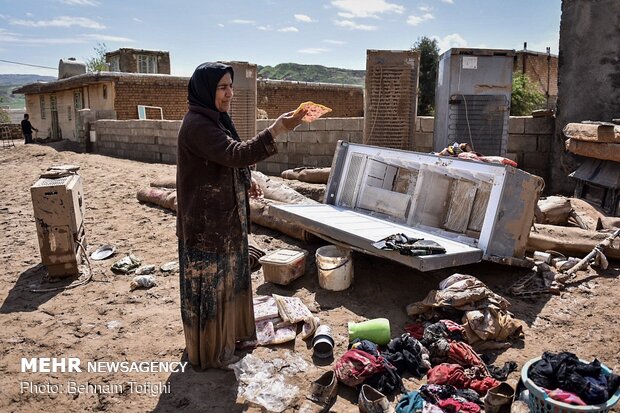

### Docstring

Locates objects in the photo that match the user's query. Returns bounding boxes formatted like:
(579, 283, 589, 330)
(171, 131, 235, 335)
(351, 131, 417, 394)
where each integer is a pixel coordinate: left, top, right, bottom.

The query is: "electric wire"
(0, 59, 56, 70)
(30, 239, 93, 293)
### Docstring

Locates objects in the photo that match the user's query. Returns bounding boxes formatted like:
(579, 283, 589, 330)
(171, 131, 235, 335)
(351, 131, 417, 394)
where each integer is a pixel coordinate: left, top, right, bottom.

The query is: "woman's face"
(215, 73, 233, 112)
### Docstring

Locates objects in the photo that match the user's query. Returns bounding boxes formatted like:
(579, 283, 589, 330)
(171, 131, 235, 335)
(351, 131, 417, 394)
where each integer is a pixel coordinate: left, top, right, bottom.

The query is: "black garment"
(187, 62, 251, 188)
(487, 361, 518, 381)
(21, 119, 34, 134)
(529, 351, 620, 405)
(383, 334, 431, 378)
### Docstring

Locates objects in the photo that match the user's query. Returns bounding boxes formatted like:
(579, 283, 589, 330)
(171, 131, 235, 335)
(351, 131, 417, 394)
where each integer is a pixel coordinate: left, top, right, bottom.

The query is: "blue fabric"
(396, 390, 425, 413)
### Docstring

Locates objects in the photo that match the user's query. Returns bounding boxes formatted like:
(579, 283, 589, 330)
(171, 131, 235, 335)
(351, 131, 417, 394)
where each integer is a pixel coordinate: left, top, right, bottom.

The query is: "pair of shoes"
(307, 370, 338, 411)
(358, 384, 393, 413)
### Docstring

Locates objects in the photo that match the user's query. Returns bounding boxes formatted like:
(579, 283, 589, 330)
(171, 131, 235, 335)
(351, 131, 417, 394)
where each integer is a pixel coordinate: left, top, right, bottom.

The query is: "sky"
(0, 0, 562, 77)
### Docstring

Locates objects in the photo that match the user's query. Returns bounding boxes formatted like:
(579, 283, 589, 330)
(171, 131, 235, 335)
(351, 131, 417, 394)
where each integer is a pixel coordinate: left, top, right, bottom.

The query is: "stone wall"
(89, 115, 554, 185)
(0, 123, 22, 141)
(257, 80, 364, 119)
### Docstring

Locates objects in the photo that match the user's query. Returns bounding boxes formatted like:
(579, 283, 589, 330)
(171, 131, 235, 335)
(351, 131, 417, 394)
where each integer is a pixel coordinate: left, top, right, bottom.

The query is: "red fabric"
(441, 319, 465, 334)
(448, 341, 486, 369)
(545, 388, 587, 406)
(438, 398, 481, 413)
(404, 322, 425, 339)
(427, 363, 500, 395)
(333, 349, 385, 387)
(427, 364, 468, 387)
(469, 376, 500, 395)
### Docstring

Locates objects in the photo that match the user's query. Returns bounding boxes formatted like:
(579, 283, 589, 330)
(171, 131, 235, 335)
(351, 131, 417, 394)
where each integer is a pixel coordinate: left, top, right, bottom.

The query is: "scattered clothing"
(382, 334, 432, 378)
(529, 351, 620, 405)
(487, 361, 518, 381)
(396, 390, 425, 413)
(373, 233, 446, 256)
(427, 363, 500, 395)
(334, 349, 386, 387)
(545, 388, 587, 406)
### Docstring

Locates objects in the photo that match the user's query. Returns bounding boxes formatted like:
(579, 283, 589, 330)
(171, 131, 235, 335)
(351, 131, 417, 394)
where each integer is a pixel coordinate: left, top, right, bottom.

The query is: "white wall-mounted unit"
(271, 141, 543, 272)
(434, 48, 515, 156)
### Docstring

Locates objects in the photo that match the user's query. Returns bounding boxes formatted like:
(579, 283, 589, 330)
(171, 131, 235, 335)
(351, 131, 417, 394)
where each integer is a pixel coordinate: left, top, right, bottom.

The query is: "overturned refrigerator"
(270, 142, 544, 272)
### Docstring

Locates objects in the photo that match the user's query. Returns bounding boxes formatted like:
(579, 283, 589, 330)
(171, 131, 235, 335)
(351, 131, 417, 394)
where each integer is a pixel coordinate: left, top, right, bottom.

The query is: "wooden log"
(565, 139, 620, 162)
(252, 171, 319, 205)
(137, 187, 177, 211)
(150, 177, 176, 188)
(569, 198, 606, 230)
(527, 224, 620, 259)
(562, 123, 620, 143)
(281, 167, 331, 184)
(249, 198, 312, 242)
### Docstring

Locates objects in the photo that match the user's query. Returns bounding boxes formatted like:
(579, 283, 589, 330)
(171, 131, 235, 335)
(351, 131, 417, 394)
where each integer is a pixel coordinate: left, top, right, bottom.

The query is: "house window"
(137, 55, 157, 74)
(40, 96, 46, 119)
(74, 91, 83, 110)
(109, 56, 120, 72)
(50, 95, 57, 111)
(68, 106, 72, 121)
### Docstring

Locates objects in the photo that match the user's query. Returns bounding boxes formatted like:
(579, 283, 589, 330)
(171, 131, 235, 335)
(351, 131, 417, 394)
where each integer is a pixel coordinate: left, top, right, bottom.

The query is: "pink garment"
(427, 363, 500, 395)
(545, 388, 587, 406)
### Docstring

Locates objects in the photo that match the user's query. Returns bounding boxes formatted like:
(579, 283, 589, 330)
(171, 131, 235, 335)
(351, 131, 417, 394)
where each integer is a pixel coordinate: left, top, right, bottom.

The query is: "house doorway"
(50, 95, 61, 140)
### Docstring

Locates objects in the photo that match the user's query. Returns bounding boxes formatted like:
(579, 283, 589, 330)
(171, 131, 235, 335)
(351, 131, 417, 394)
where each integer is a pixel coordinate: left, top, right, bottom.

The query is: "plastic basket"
(521, 357, 620, 413)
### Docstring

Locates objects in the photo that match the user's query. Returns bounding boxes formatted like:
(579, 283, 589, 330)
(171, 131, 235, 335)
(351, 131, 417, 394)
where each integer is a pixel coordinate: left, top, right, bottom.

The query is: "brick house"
(13, 72, 187, 141)
(513, 50, 558, 109)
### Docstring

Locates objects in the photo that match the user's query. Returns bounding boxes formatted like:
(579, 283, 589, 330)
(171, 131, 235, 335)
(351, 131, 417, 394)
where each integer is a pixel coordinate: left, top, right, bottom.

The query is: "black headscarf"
(188, 62, 252, 188)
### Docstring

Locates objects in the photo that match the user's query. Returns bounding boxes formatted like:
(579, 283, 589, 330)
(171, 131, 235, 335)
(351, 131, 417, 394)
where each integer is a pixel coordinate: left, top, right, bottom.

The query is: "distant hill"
(0, 74, 55, 109)
(258, 63, 365, 86)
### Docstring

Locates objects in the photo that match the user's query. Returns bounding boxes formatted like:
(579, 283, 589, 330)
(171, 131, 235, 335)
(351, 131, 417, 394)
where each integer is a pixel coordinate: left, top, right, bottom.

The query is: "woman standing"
(176, 62, 306, 369)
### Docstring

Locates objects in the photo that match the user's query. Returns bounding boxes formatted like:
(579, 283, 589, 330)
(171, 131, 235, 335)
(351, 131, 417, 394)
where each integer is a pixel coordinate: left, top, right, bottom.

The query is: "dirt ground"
(0, 141, 618, 413)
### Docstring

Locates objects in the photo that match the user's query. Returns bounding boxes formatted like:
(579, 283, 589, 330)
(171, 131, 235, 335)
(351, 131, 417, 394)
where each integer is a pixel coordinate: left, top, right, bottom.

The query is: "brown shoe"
(307, 370, 338, 410)
(358, 384, 393, 413)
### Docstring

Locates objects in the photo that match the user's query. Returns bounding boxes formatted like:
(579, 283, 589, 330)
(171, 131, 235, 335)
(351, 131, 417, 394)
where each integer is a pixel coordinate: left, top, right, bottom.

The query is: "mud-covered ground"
(0, 141, 618, 412)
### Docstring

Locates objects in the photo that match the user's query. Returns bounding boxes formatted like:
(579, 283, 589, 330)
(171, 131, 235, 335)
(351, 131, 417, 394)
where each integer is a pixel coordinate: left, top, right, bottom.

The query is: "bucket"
(312, 324, 335, 359)
(348, 318, 391, 345)
(316, 245, 353, 291)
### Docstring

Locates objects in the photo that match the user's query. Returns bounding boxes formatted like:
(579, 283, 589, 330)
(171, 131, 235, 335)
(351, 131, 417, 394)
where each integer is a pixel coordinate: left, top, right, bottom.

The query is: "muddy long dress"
(176, 104, 277, 369)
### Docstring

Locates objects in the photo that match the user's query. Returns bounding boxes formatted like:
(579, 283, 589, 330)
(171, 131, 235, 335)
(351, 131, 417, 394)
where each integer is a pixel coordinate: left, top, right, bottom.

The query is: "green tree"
(510, 73, 545, 115)
(412, 36, 440, 116)
(86, 42, 108, 72)
(0, 97, 10, 123)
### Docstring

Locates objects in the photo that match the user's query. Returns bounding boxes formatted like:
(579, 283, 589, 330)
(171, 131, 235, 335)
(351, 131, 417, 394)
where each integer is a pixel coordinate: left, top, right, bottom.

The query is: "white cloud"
(419, 6, 432, 12)
(331, 0, 404, 19)
(334, 19, 377, 30)
(298, 48, 329, 54)
(278, 26, 298, 32)
(11, 16, 105, 29)
(432, 33, 467, 52)
(230, 19, 255, 24)
(0, 29, 84, 44)
(258, 25, 272, 31)
(60, 0, 100, 6)
(81, 34, 135, 42)
(217, 23, 224, 28)
(406, 13, 434, 26)
(440, 0, 454, 3)
(294, 14, 314, 22)
(323, 39, 347, 45)
(132, 17, 143, 23)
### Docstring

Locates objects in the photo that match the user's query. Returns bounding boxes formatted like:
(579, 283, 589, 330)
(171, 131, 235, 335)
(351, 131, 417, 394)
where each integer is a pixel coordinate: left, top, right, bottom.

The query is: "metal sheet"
(270, 204, 483, 272)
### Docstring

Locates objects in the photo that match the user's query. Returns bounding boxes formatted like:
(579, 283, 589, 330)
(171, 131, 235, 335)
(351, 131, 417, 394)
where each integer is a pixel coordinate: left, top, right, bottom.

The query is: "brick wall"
(113, 77, 188, 120)
(257, 80, 363, 119)
(88, 115, 554, 186)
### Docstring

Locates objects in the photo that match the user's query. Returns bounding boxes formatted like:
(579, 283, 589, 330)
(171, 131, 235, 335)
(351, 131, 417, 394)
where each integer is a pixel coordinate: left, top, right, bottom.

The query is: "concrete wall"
(255, 118, 364, 175)
(257, 80, 364, 119)
(88, 115, 554, 188)
(91, 120, 180, 163)
(0, 123, 22, 140)
(552, 0, 620, 194)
